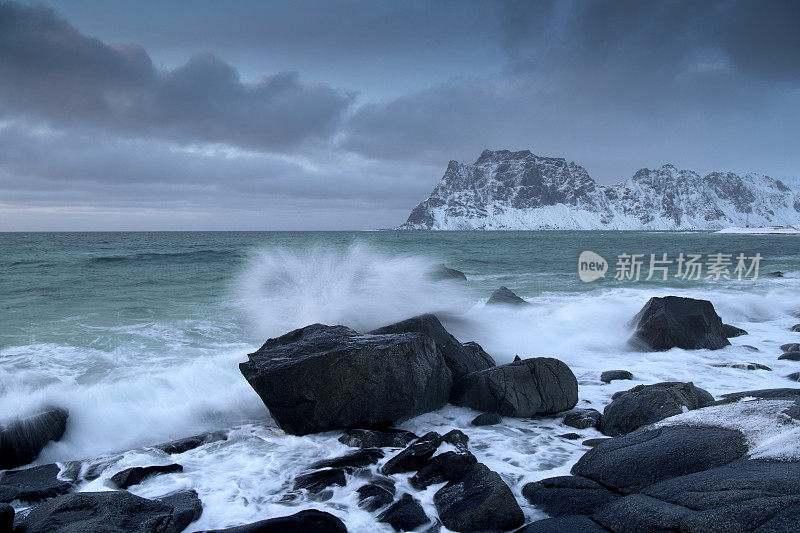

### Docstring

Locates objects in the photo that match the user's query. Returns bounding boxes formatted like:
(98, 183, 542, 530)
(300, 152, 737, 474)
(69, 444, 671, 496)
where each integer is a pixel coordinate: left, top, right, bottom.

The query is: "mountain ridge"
(398, 149, 799, 230)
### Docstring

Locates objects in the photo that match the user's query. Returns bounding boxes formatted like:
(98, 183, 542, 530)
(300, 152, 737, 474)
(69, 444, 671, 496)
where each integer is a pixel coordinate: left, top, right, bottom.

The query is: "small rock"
(153, 430, 227, 455)
(293, 468, 347, 494)
(357, 482, 395, 512)
(781, 343, 800, 353)
(513, 355, 522, 362)
(156, 489, 203, 531)
(200, 509, 347, 532)
(471, 412, 501, 426)
(600, 370, 632, 383)
(779, 351, 800, 361)
(629, 296, 730, 351)
(721, 324, 748, 338)
(787, 372, 800, 381)
(434, 463, 524, 532)
(0, 407, 69, 470)
(791, 324, 800, 332)
(711, 362, 771, 371)
(767, 271, 785, 278)
(431, 265, 467, 281)
(522, 475, 619, 517)
(381, 433, 441, 475)
(339, 428, 417, 449)
(378, 493, 429, 531)
(410, 451, 477, 490)
(562, 409, 602, 430)
(487, 286, 530, 307)
(0, 464, 72, 504)
(582, 438, 610, 447)
(441, 429, 469, 451)
(559, 433, 581, 440)
(310, 449, 384, 471)
(110, 464, 183, 490)
(740, 345, 759, 352)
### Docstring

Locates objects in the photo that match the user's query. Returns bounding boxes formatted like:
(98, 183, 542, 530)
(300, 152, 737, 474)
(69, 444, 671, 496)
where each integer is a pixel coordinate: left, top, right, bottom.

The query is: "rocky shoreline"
(2, 295, 800, 532)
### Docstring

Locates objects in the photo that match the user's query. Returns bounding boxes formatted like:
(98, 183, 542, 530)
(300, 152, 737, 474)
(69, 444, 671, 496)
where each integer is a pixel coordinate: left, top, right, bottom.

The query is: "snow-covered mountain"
(398, 149, 800, 230)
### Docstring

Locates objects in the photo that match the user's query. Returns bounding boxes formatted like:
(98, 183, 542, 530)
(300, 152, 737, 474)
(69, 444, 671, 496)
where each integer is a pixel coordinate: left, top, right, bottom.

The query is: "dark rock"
(629, 296, 730, 351)
(16, 491, 177, 533)
(720, 388, 800, 402)
(431, 265, 467, 281)
(767, 271, 785, 278)
(581, 438, 610, 447)
(338, 428, 417, 449)
(309, 449, 383, 471)
(722, 323, 748, 338)
(153, 431, 227, 455)
(791, 324, 800, 332)
(0, 503, 12, 533)
(514, 515, 607, 532)
(779, 351, 800, 361)
(787, 372, 800, 382)
(559, 433, 581, 440)
(600, 370, 632, 383)
(441, 429, 469, 451)
(381, 433, 441, 475)
(434, 463, 524, 532)
(781, 343, 800, 353)
(156, 490, 203, 531)
(0, 463, 72, 504)
(741, 345, 760, 352)
(562, 409, 601, 430)
(471, 413, 501, 426)
(240, 324, 452, 435)
(592, 493, 691, 533)
(513, 355, 522, 362)
(293, 468, 347, 494)
(487, 286, 530, 307)
(357, 482, 395, 512)
(0, 407, 68, 470)
(599, 381, 715, 436)
(522, 475, 619, 517)
(199, 509, 347, 533)
(369, 314, 495, 381)
(110, 464, 183, 490)
(378, 493, 429, 531)
(572, 425, 748, 493)
(712, 362, 772, 370)
(410, 451, 477, 490)
(451, 357, 578, 417)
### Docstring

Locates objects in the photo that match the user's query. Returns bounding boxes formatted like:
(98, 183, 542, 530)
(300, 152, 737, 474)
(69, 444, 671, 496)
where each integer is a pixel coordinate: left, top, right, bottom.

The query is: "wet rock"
(599, 382, 715, 436)
(767, 271, 785, 278)
(369, 314, 495, 381)
(487, 286, 530, 307)
(779, 351, 800, 361)
(712, 362, 771, 370)
(110, 464, 183, 490)
(433, 463, 524, 532)
(581, 438, 610, 447)
(781, 343, 800, 353)
(741, 345, 759, 352)
(559, 433, 581, 440)
(722, 324, 748, 338)
(357, 482, 395, 512)
(338, 428, 417, 449)
(156, 490, 203, 531)
(381, 433, 441, 475)
(310, 449, 384, 471)
(572, 425, 748, 493)
(592, 493, 691, 532)
(293, 468, 347, 494)
(792, 324, 800, 332)
(451, 357, 578, 417)
(720, 388, 800, 402)
(240, 324, 452, 435)
(0, 464, 72, 504)
(787, 372, 800, 382)
(562, 409, 602, 430)
(410, 451, 477, 490)
(431, 265, 467, 281)
(522, 475, 619, 517)
(629, 296, 730, 351)
(16, 491, 177, 533)
(199, 509, 347, 533)
(378, 493, 429, 531)
(441, 429, 469, 452)
(515, 515, 607, 532)
(0, 407, 68, 470)
(0, 503, 12, 532)
(600, 370, 632, 383)
(471, 412, 501, 426)
(153, 431, 227, 455)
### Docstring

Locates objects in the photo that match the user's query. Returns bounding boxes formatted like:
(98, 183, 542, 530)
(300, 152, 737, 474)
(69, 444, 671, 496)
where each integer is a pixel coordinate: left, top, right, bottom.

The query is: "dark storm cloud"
(0, 2, 353, 151)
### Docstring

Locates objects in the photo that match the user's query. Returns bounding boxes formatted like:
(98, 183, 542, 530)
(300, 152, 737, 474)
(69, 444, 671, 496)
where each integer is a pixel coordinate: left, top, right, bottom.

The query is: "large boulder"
(369, 314, 495, 381)
(377, 493, 429, 531)
(629, 296, 730, 351)
(433, 463, 524, 531)
(155, 490, 203, 532)
(599, 382, 715, 436)
(572, 425, 748, 493)
(0, 407, 68, 469)
(451, 358, 578, 417)
(198, 509, 346, 533)
(240, 324, 452, 435)
(487, 286, 530, 307)
(16, 491, 179, 533)
(522, 475, 619, 517)
(0, 463, 72, 504)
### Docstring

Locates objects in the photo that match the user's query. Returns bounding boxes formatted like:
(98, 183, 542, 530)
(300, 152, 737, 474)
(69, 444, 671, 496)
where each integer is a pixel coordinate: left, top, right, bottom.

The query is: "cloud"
(0, 2, 354, 151)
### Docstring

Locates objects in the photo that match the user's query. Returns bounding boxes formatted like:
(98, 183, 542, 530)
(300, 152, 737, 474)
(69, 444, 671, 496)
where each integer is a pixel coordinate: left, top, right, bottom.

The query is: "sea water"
(2, 231, 800, 530)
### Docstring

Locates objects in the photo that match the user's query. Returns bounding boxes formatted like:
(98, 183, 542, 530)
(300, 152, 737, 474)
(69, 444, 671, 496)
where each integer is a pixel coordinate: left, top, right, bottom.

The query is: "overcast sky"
(1, 0, 799, 230)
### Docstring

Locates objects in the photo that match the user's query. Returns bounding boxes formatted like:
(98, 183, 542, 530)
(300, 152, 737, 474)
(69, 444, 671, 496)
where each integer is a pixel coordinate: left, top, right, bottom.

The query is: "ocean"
(2, 231, 800, 530)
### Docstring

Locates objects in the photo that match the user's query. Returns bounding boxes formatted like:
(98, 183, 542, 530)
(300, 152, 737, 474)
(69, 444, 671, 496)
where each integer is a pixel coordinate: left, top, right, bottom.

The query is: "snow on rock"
(399, 149, 800, 230)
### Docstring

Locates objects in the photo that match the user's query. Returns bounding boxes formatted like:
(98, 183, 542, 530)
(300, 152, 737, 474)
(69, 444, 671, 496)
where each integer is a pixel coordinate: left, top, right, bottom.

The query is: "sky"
(1, 0, 799, 230)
